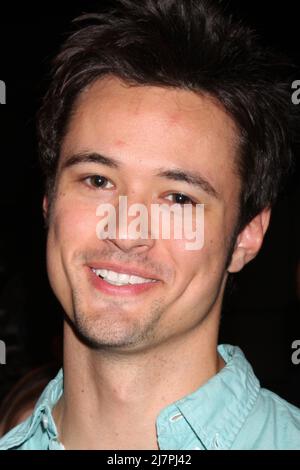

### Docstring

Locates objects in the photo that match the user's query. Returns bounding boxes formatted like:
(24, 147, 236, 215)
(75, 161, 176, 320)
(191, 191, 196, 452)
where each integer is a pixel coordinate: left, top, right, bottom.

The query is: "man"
(0, 0, 299, 450)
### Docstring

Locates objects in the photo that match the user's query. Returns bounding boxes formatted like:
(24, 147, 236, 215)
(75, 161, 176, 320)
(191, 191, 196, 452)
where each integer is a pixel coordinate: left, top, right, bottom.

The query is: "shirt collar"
(156, 344, 260, 449)
(33, 368, 64, 445)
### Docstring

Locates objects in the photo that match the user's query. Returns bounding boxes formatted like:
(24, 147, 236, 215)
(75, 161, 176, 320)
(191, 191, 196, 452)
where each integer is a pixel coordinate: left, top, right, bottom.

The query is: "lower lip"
(87, 268, 160, 296)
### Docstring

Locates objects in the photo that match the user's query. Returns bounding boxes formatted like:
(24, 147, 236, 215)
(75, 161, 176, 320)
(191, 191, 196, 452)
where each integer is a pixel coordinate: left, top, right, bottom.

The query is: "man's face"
(45, 76, 241, 352)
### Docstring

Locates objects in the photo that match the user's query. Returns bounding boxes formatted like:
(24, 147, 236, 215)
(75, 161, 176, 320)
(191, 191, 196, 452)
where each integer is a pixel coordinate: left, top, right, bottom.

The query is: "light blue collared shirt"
(1, 344, 300, 450)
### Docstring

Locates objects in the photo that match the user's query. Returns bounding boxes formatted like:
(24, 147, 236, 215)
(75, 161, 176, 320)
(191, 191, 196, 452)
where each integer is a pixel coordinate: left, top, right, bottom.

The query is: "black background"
(0, 0, 299, 406)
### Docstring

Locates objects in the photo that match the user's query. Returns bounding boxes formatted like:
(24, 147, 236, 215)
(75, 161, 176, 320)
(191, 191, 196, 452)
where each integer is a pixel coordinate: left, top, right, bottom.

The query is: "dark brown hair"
(37, 0, 298, 231)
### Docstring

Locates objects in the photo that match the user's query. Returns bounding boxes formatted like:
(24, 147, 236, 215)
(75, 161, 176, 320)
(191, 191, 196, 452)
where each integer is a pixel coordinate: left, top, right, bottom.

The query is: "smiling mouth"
(91, 268, 157, 287)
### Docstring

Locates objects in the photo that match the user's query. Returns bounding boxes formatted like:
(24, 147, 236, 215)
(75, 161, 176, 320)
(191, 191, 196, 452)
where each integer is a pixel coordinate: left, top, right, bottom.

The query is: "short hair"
(37, 0, 298, 231)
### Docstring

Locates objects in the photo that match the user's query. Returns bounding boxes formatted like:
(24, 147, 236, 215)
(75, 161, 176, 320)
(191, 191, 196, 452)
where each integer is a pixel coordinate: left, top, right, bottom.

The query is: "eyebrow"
(61, 152, 120, 170)
(156, 168, 220, 199)
(61, 151, 219, 199)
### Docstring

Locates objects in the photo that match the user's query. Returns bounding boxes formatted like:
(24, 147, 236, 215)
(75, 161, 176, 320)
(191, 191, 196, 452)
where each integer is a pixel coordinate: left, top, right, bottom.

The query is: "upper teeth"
(92, 268, 156, 286)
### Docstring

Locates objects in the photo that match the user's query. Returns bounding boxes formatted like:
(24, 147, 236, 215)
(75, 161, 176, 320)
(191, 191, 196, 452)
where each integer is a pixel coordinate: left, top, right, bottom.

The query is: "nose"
(110, 236, 154, 254)
(103, 194, 155, 254)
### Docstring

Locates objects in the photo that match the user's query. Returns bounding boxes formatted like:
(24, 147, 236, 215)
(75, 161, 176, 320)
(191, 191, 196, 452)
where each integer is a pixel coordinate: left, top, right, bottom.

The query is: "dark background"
(0, 0, 299, 407)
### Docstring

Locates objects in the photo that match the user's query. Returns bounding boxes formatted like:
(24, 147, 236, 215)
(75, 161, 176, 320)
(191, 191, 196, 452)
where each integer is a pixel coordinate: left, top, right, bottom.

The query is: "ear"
(228, 208, 271, 273)
(43, 196, 48, 221)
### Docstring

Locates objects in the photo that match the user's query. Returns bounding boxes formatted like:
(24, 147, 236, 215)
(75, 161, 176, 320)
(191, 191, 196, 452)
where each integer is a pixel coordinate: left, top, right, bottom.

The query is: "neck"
(53, 310, 224, 450)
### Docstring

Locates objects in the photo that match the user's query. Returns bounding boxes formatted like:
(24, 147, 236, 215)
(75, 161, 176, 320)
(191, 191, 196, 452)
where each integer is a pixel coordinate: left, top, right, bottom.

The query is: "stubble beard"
(70, 286, 166, 352)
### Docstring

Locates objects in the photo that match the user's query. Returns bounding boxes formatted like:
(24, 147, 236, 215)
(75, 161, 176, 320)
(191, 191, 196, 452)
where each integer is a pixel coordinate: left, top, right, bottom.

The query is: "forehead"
(60, 76, 240, 196)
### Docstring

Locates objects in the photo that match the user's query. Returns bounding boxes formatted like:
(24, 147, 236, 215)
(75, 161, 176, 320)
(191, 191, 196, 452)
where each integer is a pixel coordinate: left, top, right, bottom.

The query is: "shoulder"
(0, 369, 63, 450)
(259, 388, 300, 430)
(0, 417, 33, 450)
(234, 387, 300, 449)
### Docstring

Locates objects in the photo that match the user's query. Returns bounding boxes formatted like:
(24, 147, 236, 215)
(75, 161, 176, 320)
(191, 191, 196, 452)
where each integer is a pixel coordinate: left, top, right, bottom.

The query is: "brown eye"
(165, 193, 195, 205)
(85, 175, 114, 189)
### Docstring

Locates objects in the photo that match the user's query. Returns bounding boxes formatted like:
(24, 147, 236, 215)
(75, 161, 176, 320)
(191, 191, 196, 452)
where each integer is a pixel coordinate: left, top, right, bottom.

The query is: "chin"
(70, 309, 147, 350)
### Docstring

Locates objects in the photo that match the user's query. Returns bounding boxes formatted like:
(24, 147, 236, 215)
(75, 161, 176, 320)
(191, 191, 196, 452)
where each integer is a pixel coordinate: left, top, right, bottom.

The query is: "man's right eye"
(83, 175, 114, 189)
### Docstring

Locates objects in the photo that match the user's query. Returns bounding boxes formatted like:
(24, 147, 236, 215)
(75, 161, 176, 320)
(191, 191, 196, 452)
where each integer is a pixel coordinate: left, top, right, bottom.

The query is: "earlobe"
(227, 208, 271, 274)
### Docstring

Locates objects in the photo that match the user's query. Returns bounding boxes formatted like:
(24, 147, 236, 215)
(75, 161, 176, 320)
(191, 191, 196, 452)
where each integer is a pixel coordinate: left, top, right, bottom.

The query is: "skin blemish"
(168, 113, 180, 125)
(114, 139, 127, 148)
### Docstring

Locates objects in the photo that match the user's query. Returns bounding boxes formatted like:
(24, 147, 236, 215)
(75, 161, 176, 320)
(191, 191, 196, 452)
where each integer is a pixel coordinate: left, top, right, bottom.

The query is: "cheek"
(168, 210, 230, 292)
(46, 197, 100, 285)
(172, 237, 225, 276)
(49, 197, 101, 252)
(46, 198, 100, 314)
(165, 237, 226, 320)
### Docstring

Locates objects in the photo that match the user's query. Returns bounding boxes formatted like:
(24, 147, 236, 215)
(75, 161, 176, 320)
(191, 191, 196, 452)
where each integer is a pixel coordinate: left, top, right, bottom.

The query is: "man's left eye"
(165, 193, 195, 205)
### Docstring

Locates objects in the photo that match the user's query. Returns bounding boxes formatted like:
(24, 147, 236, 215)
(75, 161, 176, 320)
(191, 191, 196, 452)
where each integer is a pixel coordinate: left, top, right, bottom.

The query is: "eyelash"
(164, 193, 197, 206)
(81, 175, 198, 205)
(82, 175, 114, 190)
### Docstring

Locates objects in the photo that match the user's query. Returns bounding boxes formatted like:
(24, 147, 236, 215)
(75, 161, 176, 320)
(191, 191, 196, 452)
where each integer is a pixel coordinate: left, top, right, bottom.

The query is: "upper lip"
(88, 262, 161, 281)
